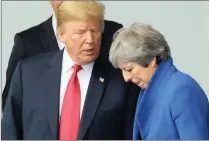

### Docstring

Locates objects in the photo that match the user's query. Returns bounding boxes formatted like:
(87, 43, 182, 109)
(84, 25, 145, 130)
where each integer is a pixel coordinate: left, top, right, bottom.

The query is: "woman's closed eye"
(124, 68, 132, 72)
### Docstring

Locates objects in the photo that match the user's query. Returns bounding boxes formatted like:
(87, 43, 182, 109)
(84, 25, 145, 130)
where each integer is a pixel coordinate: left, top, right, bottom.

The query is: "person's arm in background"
(2, 33, 26, 110)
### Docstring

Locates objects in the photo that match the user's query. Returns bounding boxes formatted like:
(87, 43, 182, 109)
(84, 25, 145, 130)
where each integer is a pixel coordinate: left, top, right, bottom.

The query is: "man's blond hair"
(56, 1, 105, 33)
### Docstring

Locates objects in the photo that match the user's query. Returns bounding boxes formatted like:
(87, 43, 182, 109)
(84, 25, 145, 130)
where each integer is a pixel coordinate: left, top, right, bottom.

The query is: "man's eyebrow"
(75, 29, 86, 31)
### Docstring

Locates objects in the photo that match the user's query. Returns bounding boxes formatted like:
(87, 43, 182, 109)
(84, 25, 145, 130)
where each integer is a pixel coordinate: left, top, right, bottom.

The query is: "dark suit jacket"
(2, 16, 123, 110)
(1, 50, 140, 140)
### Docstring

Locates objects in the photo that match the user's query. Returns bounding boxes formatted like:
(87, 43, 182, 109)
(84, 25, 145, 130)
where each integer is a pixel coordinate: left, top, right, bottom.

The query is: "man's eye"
(76, 32, 84, 35)
(75, 30, 85, 34)
(91, 29, 99, 33)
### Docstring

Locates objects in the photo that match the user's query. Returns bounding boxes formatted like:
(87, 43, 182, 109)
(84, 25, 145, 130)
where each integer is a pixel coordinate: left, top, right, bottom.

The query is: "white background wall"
(1, 1, 209, 97)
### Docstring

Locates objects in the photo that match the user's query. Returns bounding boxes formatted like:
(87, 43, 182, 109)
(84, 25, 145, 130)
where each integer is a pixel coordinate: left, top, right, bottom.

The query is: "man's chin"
(79, 56, 98, 65)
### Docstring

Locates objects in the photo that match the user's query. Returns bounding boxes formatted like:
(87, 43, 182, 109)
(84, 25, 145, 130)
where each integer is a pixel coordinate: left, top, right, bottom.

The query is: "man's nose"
(85, 31, 93, 44)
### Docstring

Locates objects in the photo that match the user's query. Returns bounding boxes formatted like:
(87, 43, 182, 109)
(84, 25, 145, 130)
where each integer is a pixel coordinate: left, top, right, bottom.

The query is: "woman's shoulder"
(168, 70, 202, 91)
(167, 71, 209, 139)
(167, 70, 208, 106)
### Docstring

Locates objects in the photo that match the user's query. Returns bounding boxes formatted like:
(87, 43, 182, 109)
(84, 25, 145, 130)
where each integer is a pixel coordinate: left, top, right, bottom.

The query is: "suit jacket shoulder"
(104, 20, 123, 32)
(17, 17, 51, 39)
(99, 20, 123, 60)
(20, 50, 60, 71)
(103, 19, 123, 41)
(166, 70, 207, 101)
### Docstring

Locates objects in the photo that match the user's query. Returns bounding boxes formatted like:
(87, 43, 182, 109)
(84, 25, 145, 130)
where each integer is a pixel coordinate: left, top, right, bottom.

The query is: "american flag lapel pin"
(99, 77, 104, 83)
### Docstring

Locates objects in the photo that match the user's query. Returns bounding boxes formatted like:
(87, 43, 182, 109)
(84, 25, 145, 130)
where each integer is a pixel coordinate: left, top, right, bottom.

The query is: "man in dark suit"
(2, 1, 123, 110)
(1, 1, 140, 140)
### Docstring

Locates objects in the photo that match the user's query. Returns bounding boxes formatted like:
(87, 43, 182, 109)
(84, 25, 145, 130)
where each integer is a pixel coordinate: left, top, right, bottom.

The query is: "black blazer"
(1, 50, 140, 140)
(2, 16, 123, 110)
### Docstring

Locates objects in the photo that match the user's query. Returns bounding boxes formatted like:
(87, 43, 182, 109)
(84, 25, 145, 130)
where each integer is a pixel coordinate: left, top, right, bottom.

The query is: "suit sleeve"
(170, 85, 209, 139)
(1, 61, 23, 140)
(2, 33, 26, 110)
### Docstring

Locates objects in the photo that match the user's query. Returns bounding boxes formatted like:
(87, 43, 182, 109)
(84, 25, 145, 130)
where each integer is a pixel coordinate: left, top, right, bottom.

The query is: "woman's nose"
(122, 71, 132, 82)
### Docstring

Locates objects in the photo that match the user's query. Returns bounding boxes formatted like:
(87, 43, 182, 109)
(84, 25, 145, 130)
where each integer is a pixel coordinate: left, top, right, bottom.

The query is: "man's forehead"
(72, 23, 100, 30)
(69, 20, 99, 26)
(74, 24, 88, 29)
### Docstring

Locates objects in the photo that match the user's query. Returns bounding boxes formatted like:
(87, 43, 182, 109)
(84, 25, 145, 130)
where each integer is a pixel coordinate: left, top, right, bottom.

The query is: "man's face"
(58, 20, 102, 65)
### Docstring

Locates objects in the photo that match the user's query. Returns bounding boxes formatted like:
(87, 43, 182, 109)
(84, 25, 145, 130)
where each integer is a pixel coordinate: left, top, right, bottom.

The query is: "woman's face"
(118, 58, 157, 89)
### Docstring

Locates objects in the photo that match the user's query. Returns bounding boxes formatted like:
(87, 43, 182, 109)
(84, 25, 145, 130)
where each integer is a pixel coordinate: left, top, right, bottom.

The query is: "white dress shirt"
(59, 48, 94, 119)
(52, 13, 65, 50)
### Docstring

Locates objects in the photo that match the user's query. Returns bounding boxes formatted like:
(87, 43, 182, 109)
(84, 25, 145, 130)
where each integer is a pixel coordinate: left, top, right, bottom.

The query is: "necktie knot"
(73, 64, 82, 73)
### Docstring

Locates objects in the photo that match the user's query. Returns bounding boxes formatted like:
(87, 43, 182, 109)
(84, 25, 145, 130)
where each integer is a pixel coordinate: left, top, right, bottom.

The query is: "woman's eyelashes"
(124, 68, 132, 72)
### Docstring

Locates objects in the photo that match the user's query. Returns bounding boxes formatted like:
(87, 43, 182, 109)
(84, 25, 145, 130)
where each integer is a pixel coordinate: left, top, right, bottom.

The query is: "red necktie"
(59, 64, 82, 140)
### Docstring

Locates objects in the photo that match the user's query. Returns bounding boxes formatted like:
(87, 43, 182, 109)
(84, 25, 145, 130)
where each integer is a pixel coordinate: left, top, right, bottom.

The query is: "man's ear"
(57, 29, 66, 43)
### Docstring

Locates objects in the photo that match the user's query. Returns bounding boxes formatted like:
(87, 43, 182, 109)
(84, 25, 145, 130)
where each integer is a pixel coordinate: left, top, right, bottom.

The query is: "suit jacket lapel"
(40, 16, 60, 53)
(77, 58, 107, 140)
(43, 50, 64, 139)
(42, 53, 108, 139)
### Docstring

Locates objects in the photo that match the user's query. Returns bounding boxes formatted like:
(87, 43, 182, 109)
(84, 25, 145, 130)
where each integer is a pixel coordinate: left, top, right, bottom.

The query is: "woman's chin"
(138, 82, 147, 89)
